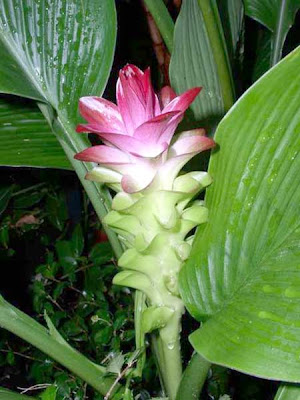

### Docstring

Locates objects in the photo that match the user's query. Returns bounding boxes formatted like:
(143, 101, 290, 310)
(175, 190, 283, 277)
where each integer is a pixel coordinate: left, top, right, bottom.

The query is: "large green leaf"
(169, 0, 234, 127)
(179, 47, 300, 381)
(244, 0, 300, 65)
(0, 0, 116, 126)
(0, 0, 124, 259)
(0, 97, 70, 169)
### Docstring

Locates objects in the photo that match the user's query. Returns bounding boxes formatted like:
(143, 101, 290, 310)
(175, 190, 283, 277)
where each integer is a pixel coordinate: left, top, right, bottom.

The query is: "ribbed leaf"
(244, 0, 300, 65)
(169, 0, 234, 127)
(244, 0, 279, 30)
(274, 384, 300, 400)
(180, 47, 300, 381)
(218, 0, 244, 60)
(0, 97, 70, 169)
(252, 29, 272, 81)
(0, 0, 116, 127)
(0, 0, 123, 259)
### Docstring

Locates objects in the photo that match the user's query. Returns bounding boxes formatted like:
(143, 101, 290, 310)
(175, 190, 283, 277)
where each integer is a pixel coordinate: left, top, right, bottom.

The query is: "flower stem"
(153, 307, 183, 400)
(176, 353, 211, 400)
(143, 0, 175, 53)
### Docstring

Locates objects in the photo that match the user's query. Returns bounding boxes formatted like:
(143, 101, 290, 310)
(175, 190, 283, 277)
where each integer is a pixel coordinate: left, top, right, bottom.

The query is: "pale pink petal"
(154, 131, 215, 189)
(163, 87, 202, 113)
(96, 132, 167, 158)
(116, 64, 159, 135)
(74, 145, 130, 164)
(133, 111, 181, 146)
(160, 86, 177, 108)
(168, 129, 213, 157)
(79, 97, 125, 134)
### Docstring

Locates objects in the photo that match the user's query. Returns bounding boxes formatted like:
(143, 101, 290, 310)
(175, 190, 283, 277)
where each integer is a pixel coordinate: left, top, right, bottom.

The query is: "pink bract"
(75, 64, 215, 193)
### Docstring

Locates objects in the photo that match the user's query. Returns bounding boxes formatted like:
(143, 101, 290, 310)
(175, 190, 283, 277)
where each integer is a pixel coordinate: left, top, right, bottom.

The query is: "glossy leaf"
(274, 384, 300, 400)
(169, 0, 234, 127)
(0, 0, 116, 126)
(180, 47, 300, 381)
(0, 0, 124, 260)
(244, 0, 300, 65)
(0, 97, 70, 169)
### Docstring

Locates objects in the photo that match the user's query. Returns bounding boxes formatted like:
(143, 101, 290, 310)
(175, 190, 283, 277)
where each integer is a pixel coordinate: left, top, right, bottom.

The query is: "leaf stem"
(50, 115, 124, 259)
(176, 353, 211, 400)
(143, 0, 175, 53)
(197, 0, 234, 110)
(0, 295, 123, 397)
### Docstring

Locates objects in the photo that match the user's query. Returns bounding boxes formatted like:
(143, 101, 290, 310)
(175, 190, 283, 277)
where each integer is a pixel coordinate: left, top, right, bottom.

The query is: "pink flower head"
(75, 64, 214, 193)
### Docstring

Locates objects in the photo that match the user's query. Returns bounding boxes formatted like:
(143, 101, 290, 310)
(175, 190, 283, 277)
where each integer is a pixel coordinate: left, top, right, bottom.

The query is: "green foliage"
(0, 173, 154, 399)
(0, 97, 70, 170)
(274, 384, 300, 400)
(244, 0, 300, 65)
(0, 388, 34, 400)
(179, 47, 300, 380)
(0, 0, 116, 125)
(170, 0, 234, 127)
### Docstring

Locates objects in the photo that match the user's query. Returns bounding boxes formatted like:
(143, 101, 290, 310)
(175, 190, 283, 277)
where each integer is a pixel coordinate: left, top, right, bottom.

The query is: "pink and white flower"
(75, 64, 214, 193)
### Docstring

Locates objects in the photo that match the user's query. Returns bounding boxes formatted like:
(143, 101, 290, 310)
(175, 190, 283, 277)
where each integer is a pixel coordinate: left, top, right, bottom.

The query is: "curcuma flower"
(74, 65, 215, 398)
(75, 64, 214, 193)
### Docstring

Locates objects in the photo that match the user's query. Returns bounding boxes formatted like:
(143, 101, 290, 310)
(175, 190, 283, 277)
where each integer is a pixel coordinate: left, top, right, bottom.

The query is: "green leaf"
(13, 191, 45, 209)
(180, 47, 300, 381)
(169, 0, 234, 127)
(89, 242, 113, 266)
(0, 0, 124, 260)
(0, 0, 116, 126)
(45, 191, 68, 231)
(0, 388, 35, 400)
(55, 240, 77, 273)
(106, 353, 125, 374)
(274, 384, 300, 400)
(0, 97, 71, 169)
(0, 185, 13, 215)
(71, 224, 84, 258)
(218, 0, 244, 60)
(39, 386, 57, 400)
(252, 29, 272, 81)
(244, 0, 300, 65)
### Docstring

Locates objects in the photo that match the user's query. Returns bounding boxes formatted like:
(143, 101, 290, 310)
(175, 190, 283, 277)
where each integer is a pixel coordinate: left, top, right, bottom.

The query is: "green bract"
(104, 170, 212, 351)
